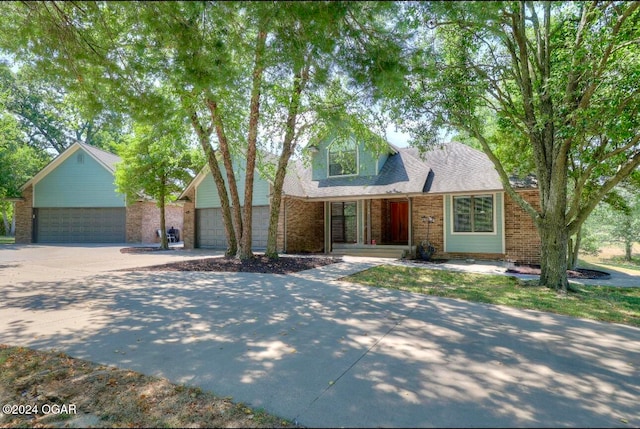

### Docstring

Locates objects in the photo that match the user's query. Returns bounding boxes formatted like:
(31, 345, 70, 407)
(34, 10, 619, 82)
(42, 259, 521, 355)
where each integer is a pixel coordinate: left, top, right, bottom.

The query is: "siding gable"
(310, 135, 392, 181)
(195, 158, 271, 209)
(33, 147, 125, 208)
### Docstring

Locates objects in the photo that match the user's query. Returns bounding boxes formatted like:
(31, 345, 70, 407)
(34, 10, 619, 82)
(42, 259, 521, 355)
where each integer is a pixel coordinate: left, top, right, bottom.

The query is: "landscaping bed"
(506, 265, 610, 279)
(128, 255, 342, 274)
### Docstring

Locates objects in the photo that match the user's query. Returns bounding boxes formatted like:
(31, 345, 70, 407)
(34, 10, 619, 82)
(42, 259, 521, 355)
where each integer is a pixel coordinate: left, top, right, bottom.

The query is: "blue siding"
(445, 193, 504, 254)
(34, 148, 125, 208)
(195, 159, 271, 209)
(310, 136, 391, 180)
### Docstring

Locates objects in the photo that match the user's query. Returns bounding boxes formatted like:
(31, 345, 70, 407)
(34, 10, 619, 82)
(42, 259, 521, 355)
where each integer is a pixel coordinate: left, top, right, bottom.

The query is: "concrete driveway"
(1, 245, 639, 427)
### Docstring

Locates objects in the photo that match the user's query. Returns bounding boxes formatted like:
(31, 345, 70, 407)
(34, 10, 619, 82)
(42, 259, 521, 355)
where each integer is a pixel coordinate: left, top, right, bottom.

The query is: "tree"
(0, 61, 125, 155)
(0, 90, 51, 235)
(114, 119, 199, 250)
(585, 177, 640, 262)
(0, 1, 402, 260)
(400, 1, 640, 291)
(259, 2, 403, 257)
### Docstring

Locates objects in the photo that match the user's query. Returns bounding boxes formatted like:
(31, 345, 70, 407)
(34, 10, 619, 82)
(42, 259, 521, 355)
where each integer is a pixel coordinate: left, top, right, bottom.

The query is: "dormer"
(308, 133, 395, 181)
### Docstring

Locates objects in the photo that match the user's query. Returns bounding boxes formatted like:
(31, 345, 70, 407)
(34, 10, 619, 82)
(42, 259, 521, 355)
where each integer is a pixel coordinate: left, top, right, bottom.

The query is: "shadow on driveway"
(1, 270, 639, 428)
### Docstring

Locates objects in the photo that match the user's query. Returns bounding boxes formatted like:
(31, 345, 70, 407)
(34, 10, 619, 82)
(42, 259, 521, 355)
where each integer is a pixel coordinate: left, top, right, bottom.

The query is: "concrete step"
(331, 247, 408, 259)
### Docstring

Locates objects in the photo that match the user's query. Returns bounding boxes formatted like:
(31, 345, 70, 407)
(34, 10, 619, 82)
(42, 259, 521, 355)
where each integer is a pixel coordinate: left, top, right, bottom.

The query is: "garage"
(196, 206, 269, 249)
(34, 207, 126, 243)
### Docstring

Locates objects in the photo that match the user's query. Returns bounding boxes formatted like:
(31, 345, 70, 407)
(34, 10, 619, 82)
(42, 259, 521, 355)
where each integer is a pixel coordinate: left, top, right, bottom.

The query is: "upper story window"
(328, 139, 357, 177)
(453, 194, 494, 233)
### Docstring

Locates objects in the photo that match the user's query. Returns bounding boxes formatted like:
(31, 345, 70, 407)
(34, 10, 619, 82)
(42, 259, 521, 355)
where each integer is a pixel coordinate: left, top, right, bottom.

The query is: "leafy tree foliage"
(0, 108, 49, 234)
(0, 1, 402, 259)
(399, 1, 640, 291)
(114, 119, 200, 250)
(0, 61, 125, 154)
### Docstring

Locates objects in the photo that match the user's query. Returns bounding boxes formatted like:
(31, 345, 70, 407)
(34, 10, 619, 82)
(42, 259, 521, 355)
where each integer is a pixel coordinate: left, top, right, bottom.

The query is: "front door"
(390, 201, 408, 243)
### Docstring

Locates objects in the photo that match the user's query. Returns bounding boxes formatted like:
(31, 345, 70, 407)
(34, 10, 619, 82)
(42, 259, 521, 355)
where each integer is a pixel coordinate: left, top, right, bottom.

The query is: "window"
(453, 195, 494, 233)
(328, 140, 357, 176)
(331, 202, 357, 243)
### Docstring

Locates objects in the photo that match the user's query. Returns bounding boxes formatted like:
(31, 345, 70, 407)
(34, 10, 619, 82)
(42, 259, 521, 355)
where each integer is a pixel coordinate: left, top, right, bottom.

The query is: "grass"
(345, 265, 640, 327)
(592, 255, 640, 272)
(0, 345, 294, 428)
(0, 236, 14, 245)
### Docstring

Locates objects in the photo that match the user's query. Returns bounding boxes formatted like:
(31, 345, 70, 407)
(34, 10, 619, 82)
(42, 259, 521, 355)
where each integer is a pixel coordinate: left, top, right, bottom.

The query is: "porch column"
(324, 201, 331, 254)
(367, 199, 372, 245)
(408, 197, 413, 254)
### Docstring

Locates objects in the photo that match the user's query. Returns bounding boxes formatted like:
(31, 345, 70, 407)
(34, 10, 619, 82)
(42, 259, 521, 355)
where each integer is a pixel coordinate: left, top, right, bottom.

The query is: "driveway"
(1, 245, 639, 427)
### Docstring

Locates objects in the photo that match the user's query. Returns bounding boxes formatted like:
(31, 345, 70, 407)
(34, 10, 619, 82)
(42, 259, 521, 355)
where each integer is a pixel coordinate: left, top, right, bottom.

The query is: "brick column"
(182, 188, 196, 249)
(14, 185, 33, 244)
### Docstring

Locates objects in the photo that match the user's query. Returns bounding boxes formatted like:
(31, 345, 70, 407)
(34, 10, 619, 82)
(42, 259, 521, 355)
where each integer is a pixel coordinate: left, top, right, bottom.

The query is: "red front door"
(390, 201, 408, 243)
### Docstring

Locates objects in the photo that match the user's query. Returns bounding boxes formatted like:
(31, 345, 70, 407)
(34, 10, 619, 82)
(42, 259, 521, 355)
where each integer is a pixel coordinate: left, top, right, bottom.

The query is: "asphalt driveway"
(1, 245, 639, 427)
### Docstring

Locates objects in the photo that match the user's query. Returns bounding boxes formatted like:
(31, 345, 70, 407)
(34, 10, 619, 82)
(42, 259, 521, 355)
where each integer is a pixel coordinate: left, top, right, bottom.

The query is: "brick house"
(181, 140, 541, 264)
(14, 142, 183, 244)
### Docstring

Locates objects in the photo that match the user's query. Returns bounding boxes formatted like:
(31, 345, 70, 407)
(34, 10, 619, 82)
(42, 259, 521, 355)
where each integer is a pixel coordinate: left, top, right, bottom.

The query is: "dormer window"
(328, 139, 357, 177)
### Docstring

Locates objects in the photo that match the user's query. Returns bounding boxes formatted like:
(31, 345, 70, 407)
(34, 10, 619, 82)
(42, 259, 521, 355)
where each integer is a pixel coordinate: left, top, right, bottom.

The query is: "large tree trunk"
(538, 215, 569, 292)
(265, 62, 309, 258)
(190, 111, 237, 256)
(207, 98, 243, 254)
(239, 25, 267, 260)
(625, 240, 633, 262)
(567, 225, 582, 270)
(159, 187, 168, 250)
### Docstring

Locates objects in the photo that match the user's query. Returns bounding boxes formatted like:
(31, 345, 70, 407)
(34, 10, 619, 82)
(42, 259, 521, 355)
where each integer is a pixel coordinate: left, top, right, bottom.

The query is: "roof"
(180, 141, 537, 202)
(283, 141, 509, 200)
(20, 141, 121, 191)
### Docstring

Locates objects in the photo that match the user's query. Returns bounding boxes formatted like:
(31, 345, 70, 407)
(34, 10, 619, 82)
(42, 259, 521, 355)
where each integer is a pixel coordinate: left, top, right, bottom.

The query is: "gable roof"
(283, 141, 505, 200)
(180, 141, 535, 202)
(20, 141, 121, 192)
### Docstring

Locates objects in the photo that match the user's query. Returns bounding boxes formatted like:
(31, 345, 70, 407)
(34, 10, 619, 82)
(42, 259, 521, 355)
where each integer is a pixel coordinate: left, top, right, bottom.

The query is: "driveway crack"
(296, 302, 419, 423)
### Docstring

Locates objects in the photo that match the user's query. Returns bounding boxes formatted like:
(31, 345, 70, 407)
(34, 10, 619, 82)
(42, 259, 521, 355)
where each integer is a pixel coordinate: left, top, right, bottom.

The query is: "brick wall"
(182, 188, 196, 249)
(125, 202, 143, 243)
(370, 199, 382, 244)
(411, 195, 444, 253)
(127, 201, 185, 244)
(505, 189, 541, 264)
(14, 185, 33, 244)
(281, 198, 324, 253)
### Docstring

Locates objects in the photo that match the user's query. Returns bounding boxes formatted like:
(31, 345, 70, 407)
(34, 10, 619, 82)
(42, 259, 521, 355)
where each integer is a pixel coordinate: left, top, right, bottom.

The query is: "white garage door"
(196, 206, 270, 249)
(35, 208, 126, 243)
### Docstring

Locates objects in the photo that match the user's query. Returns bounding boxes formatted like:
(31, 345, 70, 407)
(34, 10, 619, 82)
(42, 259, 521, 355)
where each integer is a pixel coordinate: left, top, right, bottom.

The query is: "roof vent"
(77, 153, 84, 164)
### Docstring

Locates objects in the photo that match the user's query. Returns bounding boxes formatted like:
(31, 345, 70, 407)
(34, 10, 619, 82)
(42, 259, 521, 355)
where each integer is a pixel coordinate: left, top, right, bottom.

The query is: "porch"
(325, 198, 430, 259)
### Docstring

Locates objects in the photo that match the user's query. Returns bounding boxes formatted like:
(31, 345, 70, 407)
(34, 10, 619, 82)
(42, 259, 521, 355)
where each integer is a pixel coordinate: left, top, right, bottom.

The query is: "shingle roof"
(283, 141, 510, 199)
(78, 142, 121, 172)
(402, 142, 503, 194)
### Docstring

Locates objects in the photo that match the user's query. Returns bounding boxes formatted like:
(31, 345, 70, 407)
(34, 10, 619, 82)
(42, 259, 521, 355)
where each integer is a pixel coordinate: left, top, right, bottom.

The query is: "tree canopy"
(399, 1, 640, 291)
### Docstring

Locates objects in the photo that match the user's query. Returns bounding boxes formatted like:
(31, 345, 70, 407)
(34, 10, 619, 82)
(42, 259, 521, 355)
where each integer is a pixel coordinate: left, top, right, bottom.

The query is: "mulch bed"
(120, 246, 176, 254)
(506, 265, 611, 279)
(128, 255, 342, 274)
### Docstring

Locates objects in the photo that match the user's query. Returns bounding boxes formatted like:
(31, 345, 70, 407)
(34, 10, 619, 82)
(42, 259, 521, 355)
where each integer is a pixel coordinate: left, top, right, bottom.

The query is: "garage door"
(35, 208, 126, 243)
(196, 206, 270, 249)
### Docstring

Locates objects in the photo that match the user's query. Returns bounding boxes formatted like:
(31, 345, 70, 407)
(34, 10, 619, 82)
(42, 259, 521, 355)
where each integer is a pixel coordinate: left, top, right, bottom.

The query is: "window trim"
(450, 193, 497, 235)
(327, 140, 359, 178)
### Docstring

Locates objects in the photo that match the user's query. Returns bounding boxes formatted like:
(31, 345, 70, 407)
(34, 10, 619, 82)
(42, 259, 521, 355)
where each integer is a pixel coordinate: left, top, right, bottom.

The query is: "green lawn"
(0, 235, 15, 244)
(345, 265, 640, 327)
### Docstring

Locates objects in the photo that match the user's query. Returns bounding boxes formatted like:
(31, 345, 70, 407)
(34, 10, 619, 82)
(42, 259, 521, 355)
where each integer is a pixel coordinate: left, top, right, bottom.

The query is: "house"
(181, 138, 541, 264)
(14, 141, 183, 244)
